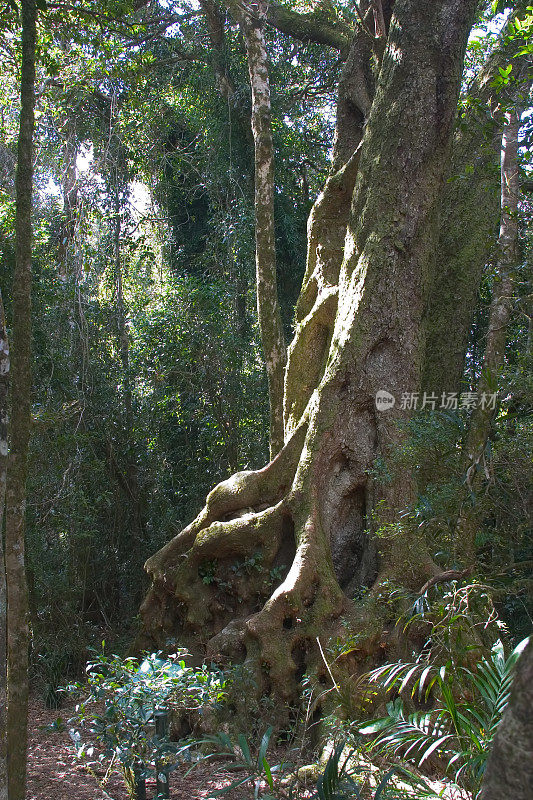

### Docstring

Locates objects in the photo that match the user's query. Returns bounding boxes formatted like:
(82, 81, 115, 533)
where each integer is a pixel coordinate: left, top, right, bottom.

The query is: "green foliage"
(2, 0, 336, 690)
(64, 647, 229, 797)
(371, 378, 533, 641)
(314, 743, 366, 800)
(359, 637, 530, 795)
(5, 196, 271, 689)
(200, 730, 409, 800)
(1, 7, 531, 794)
(200, 727, 285, 799)
(311, 746, 439, 800)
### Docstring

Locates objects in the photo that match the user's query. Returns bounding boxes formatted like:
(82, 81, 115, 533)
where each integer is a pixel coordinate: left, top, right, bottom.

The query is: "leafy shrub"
(64, 647, 229, 798)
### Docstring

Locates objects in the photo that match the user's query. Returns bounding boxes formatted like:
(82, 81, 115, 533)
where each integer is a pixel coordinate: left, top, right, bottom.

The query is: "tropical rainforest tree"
(139, 0, 516, 701)
(0, 0, 530, 770)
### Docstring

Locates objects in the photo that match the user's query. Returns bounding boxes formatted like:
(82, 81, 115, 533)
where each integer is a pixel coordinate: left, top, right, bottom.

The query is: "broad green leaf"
(238, 733, 252, 765)
(262, 757, 273, 790)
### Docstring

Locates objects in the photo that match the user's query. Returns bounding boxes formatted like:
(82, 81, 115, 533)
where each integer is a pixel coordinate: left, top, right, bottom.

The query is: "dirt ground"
(25, 696, 458, 800)
(26, 697, 263, 800)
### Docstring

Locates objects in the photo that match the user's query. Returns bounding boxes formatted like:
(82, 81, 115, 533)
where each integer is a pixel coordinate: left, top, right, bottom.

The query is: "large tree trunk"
(285, 0, 384, 437)
(457, 109, 521, 563)
(5, 0, 36, 796)
(140, 0, 478, 700)
(465, 110, 520, 465)
(423, 2, 532, 394)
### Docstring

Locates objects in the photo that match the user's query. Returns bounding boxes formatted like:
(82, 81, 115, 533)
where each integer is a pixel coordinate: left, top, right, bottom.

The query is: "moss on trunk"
(423, 4, 532, 394)
(140, 0, 478, 702)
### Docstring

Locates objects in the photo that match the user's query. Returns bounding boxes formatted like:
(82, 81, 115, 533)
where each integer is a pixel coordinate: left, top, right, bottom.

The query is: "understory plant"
(64, 647, 229, 798)
(199, 728, 442, 800)
(359, 636, 530, 797)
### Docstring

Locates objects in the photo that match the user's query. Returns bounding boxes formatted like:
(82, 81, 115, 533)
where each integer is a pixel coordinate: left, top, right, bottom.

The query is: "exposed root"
(140, 438, 366, 698)
(144, 420, 307, 581)
(140, 423, 309, 654)
(139, 502, 294, 654)
(244, 536, 348, 699)
(174, 502, 288, 629)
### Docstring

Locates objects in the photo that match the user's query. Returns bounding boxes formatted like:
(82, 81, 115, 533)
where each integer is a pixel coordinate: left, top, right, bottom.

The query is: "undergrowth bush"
(62, 647, 229, 798)
(57, 593, 529, 800)
(59, 647, 446, 800)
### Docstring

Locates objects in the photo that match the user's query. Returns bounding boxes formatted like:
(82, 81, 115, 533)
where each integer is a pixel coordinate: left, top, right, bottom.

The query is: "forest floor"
(26, 696, 457, 800)
(26, 696, 261, 800)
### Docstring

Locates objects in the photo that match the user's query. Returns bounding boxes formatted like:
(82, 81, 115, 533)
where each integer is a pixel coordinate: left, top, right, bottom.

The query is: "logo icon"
(375, 390, 396, 411)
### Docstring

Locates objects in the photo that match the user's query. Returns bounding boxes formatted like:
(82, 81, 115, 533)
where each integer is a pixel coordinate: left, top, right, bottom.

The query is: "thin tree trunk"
(58, 119, 78, 276)
(114, 188, 133, 425)
(5, 0, 36, 796)
(0, 292, 9, 800)
(113, 185, 145, 592)
(200, 0, 236, 101)
(458, 110, 520, 562)
(232, 0, 286, 458)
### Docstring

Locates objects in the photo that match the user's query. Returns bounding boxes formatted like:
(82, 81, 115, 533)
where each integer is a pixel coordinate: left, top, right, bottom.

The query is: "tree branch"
(417, 567, 474, 597)
(265, 2, 352, 57)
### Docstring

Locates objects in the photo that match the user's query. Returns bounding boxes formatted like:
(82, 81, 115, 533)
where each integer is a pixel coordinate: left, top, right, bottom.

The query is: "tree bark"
(423, 4, 532, 394)
(200, 0, 236, 101)
(478, 639, 533, 800)
(231, 0, 286, 458)
(0, 292, 9, 800)
(200, 0, 255, 155)
(266, 2, 352, 57)
(285, 0, 378, 437)
(457, 109, 521, 563)
(140, 0, 478, 700)
(5, 0, 37, 796)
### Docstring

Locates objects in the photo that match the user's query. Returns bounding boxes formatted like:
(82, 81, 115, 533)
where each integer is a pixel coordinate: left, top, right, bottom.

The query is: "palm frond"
(360, 636, 530, 792)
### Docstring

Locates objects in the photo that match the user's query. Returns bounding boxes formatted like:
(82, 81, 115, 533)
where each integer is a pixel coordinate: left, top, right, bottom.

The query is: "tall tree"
(140, 0, 479, 699)
(5, 0, 37, 796)
(230, 0, 286, 457)
(458, 108, 522, 562)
